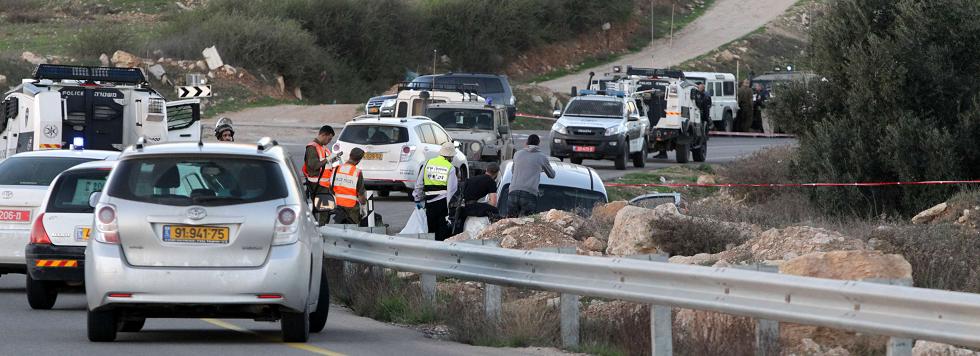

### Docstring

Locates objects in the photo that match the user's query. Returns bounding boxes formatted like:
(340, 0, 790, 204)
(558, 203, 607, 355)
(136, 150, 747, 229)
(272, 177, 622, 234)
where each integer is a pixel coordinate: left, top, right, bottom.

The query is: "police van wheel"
(693, 139, 707, 163)
(723, 112, 734, 132)
(632, 141, 647, 168)
(614, 146, 628, 170)
(571, 157, 583, 165)
(676, 142, 691, 164)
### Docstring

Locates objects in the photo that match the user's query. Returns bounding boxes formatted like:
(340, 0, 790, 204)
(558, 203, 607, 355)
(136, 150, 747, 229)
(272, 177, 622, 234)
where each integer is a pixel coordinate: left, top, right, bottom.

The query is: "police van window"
(396, 102, 408, 117)
(93, 105, 118, 121)
(723, 81, 735, 96)
(340, 125, 410, 145)
(46, 169, 111, 214)
(416, 124, 436, 144)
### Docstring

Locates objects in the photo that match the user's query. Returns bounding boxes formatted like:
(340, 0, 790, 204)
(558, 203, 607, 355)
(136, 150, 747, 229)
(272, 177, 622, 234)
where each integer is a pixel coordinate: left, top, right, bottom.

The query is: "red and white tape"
(605, 180, 980, 188)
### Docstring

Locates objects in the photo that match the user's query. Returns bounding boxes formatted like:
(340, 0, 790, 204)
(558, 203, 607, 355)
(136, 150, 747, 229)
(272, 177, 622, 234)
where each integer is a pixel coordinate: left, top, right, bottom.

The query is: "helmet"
(215, 117, 235, 140)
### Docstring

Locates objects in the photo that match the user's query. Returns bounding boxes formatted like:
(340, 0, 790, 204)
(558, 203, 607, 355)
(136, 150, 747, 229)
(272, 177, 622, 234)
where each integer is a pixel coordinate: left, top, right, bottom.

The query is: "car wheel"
(633, 140, 647, 168)
(676, 141, 691, 164)
(309, 268, 330, 333)
(614, 145, 627, 170)
(119, 318, 146, 332)
(88, 309, 118, 342)
(26, 274, 58, 310)
(693, 137, 708, 162)
(723, 111, 734, 132)
(570, 157, 583, 165)
(281, 308, 310, 342)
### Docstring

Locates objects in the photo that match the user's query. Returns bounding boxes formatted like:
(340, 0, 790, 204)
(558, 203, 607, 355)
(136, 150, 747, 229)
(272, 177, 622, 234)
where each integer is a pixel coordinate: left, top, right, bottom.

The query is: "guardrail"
(321, 225, 980, 353)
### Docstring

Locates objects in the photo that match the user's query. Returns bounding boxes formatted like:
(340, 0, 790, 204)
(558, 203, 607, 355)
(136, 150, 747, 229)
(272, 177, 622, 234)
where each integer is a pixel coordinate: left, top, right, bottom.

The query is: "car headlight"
(469, 142, 482, 153)
(552, 123, 567, 135)
(605, 126, 624, 136)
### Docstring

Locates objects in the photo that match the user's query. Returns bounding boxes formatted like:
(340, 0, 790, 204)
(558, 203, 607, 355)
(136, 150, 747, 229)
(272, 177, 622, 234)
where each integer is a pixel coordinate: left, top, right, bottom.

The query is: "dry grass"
(719, 145, 798, 203)
(871, 223, 980, 293)
(674, 310, 757, 356)
(444, 290, 560, 348)
(0, 0, 49, 23)
(649, 217, 750, 256)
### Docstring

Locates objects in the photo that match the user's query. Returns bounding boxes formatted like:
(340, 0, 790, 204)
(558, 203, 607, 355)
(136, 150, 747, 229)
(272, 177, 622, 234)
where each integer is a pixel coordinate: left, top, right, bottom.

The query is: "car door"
(625, 101, 643, 153)
(165, 99, 201, 143)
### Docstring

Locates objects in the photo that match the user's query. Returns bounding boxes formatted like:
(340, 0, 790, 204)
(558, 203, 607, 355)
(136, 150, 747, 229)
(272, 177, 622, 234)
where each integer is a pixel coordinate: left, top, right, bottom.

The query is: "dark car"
(411, 73, 517, 120)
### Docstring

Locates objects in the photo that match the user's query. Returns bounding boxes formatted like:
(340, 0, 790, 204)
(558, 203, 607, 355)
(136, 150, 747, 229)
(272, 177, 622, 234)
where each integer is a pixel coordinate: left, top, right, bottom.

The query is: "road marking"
(201, 318, 345, 356)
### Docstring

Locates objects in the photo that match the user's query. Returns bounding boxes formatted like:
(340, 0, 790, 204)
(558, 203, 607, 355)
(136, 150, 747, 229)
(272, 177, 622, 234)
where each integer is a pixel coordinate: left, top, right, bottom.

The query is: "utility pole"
(669, 2, 675, 48)
(432, 49, 437, 75)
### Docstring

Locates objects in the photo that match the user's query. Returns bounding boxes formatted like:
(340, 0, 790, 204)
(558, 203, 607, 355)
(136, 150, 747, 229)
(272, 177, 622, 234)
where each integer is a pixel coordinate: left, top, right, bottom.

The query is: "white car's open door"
(165, 99, 201, 143)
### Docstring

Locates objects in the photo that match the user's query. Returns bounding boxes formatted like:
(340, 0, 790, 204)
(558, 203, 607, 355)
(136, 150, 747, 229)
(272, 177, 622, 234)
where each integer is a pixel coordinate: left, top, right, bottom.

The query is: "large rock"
(21, 51, 47, 65)
(606, 204, 682, 256)
(147, 64, 166, 80)
(912, 202, 947, 224)
(0, 75, 7, 87)
(671, 226, 866, 266)
(99, 53, 110, 66)
(581, 236, 606, 252)
(780, 250, 912, 281)
(110, 50, 141, 68)
(202, 46, 224, 69)
(539, 209, 587, 239)
(913, 341, 980, 356)
(592, 201, 627, 225)
(472, 213, 580, 251)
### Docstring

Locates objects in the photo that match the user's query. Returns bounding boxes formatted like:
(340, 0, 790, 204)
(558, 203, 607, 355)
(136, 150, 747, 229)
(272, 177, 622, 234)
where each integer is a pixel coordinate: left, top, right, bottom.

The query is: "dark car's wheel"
(310, 268, 330, 333)
(570, 157, 583, 165)
(614, 144, 628, 170)
(119, 318, 146, 332)
(676, 141, 691, 164)
(693, 137, 707, 162)
(88, 309, 118, 342)
(282, 308, 310, 342)
(632, 140, 647, 168)
(26, 274, 58, 310)
(377, 190, 389, 198)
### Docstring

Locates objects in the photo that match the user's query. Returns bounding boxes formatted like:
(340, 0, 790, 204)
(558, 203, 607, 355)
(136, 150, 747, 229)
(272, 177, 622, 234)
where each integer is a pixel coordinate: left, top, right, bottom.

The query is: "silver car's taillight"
(273, 205, 300, 245)
(95, 204, 119, 244)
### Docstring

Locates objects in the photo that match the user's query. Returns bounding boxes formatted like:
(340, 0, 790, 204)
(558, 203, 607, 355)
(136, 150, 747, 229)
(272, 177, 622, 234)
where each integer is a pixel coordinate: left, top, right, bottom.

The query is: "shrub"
(872, 224, 980, 293)
(443, 291, 560, 347)
(0, 0, 48, 23)
(768, 0, 980, 217)
(649, 217, 750, 257)
(719, 145, 798, 203)
(69, 25, 138, 57)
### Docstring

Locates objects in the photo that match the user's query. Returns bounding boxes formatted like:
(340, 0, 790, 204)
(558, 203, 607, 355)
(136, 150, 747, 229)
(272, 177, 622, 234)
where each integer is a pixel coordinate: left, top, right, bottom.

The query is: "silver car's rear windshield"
(107, 156, 288, 207)
(0, 157, 96, 186)
(339, 125, 410, 145)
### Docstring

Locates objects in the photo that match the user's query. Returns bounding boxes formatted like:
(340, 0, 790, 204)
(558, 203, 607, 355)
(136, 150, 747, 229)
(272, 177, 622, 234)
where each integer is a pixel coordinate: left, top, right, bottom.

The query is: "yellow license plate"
(163, 225, 230, 244)
(364, 152, 384, 160)
(75, 227, 91, 241)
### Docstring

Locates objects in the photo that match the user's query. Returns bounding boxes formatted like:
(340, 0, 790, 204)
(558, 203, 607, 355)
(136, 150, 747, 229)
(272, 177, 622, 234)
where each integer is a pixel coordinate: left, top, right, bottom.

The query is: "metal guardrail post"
(537, 246, 580, 348)
(398, 233, 438, 306)
(735, 264, 780, 356)
(459, 240, 503, 322)
(628, 254, 672, 356)
(867, 278, 915, 356)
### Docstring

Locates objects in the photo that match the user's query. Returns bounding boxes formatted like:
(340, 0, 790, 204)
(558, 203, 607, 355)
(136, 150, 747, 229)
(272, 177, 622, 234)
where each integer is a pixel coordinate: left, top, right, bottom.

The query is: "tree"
(769, 0, 980, 216)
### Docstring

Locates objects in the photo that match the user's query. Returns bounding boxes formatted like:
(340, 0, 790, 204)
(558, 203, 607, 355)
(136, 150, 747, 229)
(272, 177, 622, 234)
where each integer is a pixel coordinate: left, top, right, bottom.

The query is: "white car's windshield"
(564, 100, 623, 118)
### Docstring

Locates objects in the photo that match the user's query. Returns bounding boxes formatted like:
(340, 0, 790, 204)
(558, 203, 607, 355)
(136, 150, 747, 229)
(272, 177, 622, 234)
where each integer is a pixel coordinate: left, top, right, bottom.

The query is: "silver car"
(86, 138, 327, 342)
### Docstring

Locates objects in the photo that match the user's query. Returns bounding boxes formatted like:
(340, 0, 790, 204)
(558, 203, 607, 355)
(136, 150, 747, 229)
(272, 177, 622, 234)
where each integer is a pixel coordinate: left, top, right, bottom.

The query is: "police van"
(682, 71, 738, 132)
(550, 89, 650, 170)
(0, 64, 200, 158)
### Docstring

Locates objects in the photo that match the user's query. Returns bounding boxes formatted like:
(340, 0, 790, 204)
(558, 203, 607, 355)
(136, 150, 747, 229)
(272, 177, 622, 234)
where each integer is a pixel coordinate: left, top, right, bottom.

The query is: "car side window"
(432, 125, 451, 144)
(417, 124, 436, 144)
(723, 81, 735, 96)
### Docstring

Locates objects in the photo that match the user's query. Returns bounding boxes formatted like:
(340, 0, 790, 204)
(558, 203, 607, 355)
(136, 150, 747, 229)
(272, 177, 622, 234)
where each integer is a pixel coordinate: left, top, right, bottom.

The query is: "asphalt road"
(0, 274, 561, 356)
(282, 130, 795, 232)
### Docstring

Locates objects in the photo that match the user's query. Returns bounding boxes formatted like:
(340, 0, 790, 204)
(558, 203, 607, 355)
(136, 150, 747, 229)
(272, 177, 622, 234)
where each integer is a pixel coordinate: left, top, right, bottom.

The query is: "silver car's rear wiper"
(191, 196, 245, 204)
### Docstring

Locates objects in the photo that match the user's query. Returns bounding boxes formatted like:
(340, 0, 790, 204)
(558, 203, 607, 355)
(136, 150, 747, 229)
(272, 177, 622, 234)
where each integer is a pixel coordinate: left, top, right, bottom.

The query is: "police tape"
(604, 180, 980, 188)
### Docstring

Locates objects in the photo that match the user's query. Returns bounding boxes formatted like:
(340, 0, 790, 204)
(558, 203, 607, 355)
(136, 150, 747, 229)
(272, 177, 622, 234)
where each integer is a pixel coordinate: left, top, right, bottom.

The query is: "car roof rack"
(397, 81, 481, 95)
(33, 64, 148, 85)
(625, 66, 685, 79)
(257, 137, 278, 151)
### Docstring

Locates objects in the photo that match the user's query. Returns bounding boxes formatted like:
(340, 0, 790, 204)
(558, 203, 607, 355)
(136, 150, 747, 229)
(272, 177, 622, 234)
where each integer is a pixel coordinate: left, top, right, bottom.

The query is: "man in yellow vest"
(332, 148, 367, 225)
(412, 142, 459, 241)
(304, 125, 336, 224)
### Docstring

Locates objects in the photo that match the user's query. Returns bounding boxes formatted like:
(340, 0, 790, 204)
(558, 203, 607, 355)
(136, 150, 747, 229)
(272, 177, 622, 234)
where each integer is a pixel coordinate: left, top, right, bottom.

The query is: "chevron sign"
(177, 85, 212, 98)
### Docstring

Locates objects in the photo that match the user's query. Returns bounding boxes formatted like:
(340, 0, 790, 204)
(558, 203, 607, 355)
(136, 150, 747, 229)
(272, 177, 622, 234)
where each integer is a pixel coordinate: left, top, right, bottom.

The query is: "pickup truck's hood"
(445, 129, 497, 142)
(557, 115, 622, 130)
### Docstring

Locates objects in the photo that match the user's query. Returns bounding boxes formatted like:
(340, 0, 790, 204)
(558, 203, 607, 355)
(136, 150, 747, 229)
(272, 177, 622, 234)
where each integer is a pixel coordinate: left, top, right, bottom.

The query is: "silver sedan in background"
(85, 138, 327, 342)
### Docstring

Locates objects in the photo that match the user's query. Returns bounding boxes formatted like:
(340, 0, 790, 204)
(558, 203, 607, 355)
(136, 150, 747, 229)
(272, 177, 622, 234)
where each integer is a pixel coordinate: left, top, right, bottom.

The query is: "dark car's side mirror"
(89, 192, 102, 208)
(552, 110, 562, 118)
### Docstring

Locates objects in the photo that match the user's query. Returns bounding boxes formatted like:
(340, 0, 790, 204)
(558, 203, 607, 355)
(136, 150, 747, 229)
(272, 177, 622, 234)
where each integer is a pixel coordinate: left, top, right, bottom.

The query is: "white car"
(0, 149, 117, 277)
(332, 115, 469, 196)
(25, 160, 115, 310)
(496, 159, 608, 216)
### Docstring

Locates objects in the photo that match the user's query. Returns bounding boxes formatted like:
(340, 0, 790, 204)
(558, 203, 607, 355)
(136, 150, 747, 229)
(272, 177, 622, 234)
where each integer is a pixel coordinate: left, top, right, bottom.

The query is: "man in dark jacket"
(507, 134, 556, 217)
(736, 80, 754, 132)
(752, 83, 770, 132)
(695, 83, 712, 129)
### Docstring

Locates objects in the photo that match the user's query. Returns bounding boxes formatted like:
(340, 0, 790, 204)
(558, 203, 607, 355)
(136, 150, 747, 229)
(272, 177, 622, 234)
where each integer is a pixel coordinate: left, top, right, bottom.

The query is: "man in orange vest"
(331, 148, 367, 225)
(304, 125, 336, 225)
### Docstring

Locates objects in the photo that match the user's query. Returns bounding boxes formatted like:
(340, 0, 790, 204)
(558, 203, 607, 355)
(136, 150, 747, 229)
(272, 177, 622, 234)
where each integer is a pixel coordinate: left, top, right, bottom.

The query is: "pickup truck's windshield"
(564, 100, 623, 118)
(427, 108, 494, 130)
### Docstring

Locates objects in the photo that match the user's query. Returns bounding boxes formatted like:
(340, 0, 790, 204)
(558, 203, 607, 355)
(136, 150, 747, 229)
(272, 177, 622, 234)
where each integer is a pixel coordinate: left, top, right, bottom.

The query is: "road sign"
(177, 85, 212, 98)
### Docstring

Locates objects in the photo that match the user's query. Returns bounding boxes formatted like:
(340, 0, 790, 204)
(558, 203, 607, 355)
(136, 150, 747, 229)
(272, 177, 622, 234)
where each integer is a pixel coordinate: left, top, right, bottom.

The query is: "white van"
(683, 72, 739, 132)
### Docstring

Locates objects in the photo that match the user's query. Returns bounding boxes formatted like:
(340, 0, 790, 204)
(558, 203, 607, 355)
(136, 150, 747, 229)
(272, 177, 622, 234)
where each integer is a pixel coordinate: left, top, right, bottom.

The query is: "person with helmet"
(215, 117, 235, 142)
(412, 142, 459, 241)
(304, 125, 336, 224)
(331, 148, 367, 225)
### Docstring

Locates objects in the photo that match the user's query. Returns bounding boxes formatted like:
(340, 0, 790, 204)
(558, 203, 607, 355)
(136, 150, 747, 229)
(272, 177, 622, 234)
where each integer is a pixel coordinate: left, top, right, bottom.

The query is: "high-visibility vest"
(422, 156, 452, 200)
(303, 141, 332, 189)
(332, 163, 361, 208)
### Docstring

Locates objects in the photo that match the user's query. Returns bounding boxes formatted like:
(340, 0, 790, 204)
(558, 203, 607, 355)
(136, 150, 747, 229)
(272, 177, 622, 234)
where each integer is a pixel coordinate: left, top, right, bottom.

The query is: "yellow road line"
(200, 318, 345, 356)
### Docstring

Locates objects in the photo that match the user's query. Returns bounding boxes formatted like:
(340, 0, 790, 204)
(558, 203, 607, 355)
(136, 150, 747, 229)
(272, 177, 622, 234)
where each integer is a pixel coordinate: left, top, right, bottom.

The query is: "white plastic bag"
(399, 207, 428, 235)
